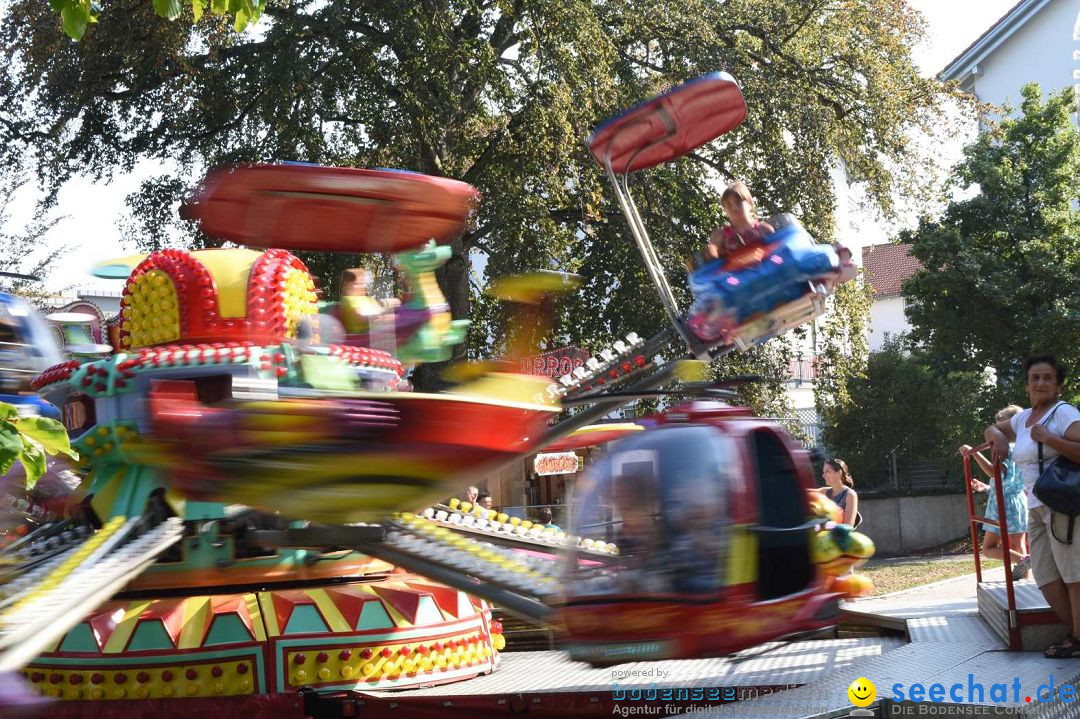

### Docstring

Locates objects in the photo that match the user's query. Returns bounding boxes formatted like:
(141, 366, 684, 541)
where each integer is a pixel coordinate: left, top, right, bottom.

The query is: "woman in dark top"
(819, 458, 858, 527)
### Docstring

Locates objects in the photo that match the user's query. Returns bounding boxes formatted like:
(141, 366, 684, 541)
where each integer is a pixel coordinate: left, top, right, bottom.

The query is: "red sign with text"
(520, 346, 590, 380)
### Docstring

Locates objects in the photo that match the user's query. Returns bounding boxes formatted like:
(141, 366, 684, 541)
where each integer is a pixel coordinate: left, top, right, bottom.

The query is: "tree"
(903, 84, 1080, 402)
(823, 337, 989, 490)
(0, 171, 65, 297)
(47, 0, 264, 40)
(814, 273, 873, 442)
(2, 0, 953, 399)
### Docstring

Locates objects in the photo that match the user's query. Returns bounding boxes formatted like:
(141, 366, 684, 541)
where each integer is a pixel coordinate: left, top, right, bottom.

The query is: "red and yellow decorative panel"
(25, 577, 503, 701)
(117, 248, 318, 350)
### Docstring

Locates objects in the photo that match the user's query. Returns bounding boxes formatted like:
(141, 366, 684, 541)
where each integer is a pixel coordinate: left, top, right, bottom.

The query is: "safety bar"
(962, 441, 1019, 650)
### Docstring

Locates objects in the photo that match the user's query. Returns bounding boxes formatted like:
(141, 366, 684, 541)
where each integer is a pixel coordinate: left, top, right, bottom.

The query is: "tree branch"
(779, 1, 826, 47)
(617, 48, 666, 74)
(687, 151, 731, 179)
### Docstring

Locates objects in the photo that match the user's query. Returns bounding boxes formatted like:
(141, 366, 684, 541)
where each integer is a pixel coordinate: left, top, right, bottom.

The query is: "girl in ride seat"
(337, 268, 399, 335)
(704, 181, 775, 262)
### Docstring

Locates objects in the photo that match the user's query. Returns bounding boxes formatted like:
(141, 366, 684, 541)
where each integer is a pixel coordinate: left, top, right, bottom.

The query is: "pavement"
(848, 564, 1007, 618)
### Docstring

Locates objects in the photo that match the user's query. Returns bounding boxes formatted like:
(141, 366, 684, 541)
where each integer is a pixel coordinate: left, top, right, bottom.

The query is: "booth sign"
(534, 452, 583, 476)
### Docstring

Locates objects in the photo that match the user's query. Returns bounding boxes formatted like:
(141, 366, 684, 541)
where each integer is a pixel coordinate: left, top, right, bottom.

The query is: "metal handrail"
(962, 441, 1019, 650)
(885, 433, 913, 490)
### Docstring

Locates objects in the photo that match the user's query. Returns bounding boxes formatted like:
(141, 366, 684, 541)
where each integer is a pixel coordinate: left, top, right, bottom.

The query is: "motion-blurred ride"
(0, 72, 870, 718)
(557, 400, 873, 666)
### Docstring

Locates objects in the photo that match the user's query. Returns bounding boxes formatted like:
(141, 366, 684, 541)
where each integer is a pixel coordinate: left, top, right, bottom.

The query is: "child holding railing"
(962, 405, 1029, 581)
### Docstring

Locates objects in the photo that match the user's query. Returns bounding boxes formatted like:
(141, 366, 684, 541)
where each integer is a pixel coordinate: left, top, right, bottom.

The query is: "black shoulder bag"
(1032, 402, 1080, 544)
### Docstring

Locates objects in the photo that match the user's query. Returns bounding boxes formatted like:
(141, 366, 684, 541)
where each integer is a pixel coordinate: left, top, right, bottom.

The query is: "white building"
(940, 0, 1078, 113)
(862, 243, 921, 352)
(847, 0, 1079, 360)
(38, 288, 123, 317)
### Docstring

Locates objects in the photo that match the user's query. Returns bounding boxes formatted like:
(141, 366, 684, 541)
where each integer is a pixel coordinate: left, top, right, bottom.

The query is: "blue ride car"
(686, 222, 848, 344)
(0, 292, 63, 419)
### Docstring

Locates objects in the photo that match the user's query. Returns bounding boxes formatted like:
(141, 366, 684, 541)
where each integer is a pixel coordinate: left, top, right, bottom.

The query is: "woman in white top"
(985, 355, 1080, 658)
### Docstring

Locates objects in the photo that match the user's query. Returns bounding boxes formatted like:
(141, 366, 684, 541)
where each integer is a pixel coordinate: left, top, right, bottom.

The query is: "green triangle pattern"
(356, 601, 394, 630)
(204, 614, 254, 646)
(59, 623, 99, 653)
(282, 604, 329, 635)
(128, 621, 175, 651)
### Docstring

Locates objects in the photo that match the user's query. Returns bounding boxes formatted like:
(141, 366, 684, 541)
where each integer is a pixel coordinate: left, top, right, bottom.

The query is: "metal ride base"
(301, 639, 902, 719)
(294, 580, 1080, 719)
(830, 579, 1080, 719)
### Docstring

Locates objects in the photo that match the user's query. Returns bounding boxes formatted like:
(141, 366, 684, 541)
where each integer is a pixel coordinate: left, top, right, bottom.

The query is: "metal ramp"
(330, 638, 906, 719)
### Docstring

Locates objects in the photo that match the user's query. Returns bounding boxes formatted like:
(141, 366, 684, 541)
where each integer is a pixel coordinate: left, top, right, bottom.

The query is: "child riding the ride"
(704, 181, 775, 262)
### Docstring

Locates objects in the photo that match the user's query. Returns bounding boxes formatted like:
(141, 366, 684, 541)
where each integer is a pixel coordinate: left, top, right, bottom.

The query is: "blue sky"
(4, 0, 1024, 293)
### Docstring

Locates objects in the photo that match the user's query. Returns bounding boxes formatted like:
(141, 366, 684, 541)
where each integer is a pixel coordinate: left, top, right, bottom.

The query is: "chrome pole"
(601, 141, 705, 358)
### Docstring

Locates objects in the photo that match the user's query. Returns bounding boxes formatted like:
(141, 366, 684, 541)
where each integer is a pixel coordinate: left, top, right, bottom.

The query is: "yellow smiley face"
(848, 677, 876, 707)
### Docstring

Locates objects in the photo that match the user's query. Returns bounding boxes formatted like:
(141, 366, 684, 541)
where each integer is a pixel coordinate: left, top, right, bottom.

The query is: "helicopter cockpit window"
(751, 429, 812, 599)
(568, 425, 736, 598)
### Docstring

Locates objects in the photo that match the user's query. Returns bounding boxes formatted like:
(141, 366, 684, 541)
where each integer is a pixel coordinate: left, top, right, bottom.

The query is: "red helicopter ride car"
(552, 392, 873, 666)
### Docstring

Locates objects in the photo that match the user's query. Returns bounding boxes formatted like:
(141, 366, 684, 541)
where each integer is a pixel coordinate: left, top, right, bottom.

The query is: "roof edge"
(939, 0, 1051, 82)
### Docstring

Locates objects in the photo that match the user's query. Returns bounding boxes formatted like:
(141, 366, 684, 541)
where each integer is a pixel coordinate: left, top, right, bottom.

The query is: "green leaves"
(57, 0, 96, 40)
(14, 0, 945, 399)
(0, 402, 78, 490)
(18, 416, 79, 460)
(822, 338, 989, 489)
(0, 422, 20, 475)
(47, 0, 263, 39)
(904, 85, 1080, 395)
(152, 0, 184, 21)
(19, 442, 47, 489)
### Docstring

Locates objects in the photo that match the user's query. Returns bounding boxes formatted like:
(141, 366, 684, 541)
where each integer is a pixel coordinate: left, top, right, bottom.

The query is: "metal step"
(977, 580, 1066, 652)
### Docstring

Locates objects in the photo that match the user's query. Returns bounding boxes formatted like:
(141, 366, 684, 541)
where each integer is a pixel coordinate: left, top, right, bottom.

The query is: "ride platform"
(307, 637, 903, 718)
(292, 567, 1080, 719)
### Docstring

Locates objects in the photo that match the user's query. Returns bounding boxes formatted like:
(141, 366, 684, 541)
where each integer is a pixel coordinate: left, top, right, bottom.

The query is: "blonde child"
(704, 181, 775, 262)
(961, 404, 1029, 581)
